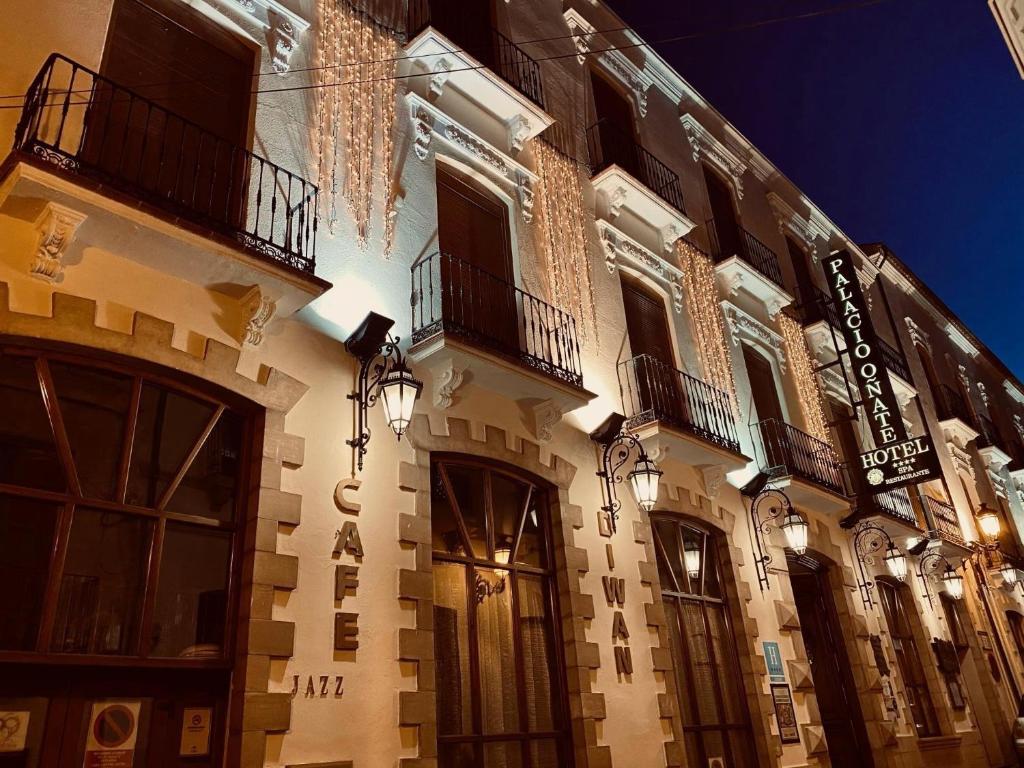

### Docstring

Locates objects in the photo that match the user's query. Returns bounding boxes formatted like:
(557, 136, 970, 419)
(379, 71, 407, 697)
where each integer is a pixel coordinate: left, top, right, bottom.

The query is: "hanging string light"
(779, 311, 832, 445)
(677, 239, 739, 416)
(534, 137, 596, 342)
(316, 0, 398, 253)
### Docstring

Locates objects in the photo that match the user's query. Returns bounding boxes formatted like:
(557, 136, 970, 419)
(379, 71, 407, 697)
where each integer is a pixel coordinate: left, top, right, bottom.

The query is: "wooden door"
(621, 278, 682, 422)
(704, 166, 742, 260)
(786, 236, 818, 314)
(436, 169, 518, 353)
(85, 0, 255, 225)
(590, 71, 638, 176)
(791, 567, 874, 767)
(744, 345, 783, 424)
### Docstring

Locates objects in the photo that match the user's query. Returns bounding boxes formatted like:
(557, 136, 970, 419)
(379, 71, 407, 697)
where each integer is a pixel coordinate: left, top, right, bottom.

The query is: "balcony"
(2, 54, 327, 315)
(402, 2, 553, 151)
(586, 119, 694, 247)
(868, 487, 924, 532)
(409, 252, 592, 427)
(694, 219, 792, 317)
(924, 495, 968, 548)
(936, 383, 980, 447)
(753, 418, 848, 511)
(618, 354, 747, 470)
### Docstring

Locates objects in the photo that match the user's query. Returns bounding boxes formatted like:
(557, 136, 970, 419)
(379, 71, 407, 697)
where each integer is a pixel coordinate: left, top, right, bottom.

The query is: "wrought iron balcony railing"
(411, 251, 583, 388)
(13, 54, 317, 273)
(703, 218, 785, 289)
(618, 354, 741, 453)
(407, 1, 545, 109)
(924, 495, 966, 546)
(754, 418, 845, 495)
(872, 487, 920, 527)
(975, 414, 1005, 452)
(937, 384, 975, 427)
(586, 118, 686, 214)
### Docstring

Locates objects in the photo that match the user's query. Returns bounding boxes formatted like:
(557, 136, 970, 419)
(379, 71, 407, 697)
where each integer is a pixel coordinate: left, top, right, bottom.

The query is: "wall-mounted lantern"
(941, 565, 965, 600)
(745, 483, 807, 592)
(999, 561, 1021, 590)
(590, 413, 663, 535)
(917, 549, 964, 606)
(345, 312, 423, 472)
(850, 521, 909, 609)
(976, 501, 1002, 540)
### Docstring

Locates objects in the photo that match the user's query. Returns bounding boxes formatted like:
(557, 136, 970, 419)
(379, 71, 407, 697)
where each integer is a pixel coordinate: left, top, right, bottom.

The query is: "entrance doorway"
(789, 557, 873, 768)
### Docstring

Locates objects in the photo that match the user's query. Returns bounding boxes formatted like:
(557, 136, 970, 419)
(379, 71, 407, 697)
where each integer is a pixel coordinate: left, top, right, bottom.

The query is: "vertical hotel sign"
(824, 250, 940, 490)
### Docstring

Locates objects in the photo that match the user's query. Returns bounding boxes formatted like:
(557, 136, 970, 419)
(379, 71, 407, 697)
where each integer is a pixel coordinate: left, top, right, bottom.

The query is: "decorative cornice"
(766, 192, 830, 263)
(721, 300, 787, 374)
(680, 114, 747, 198)
(218, 0, 310, 74)
(30, 202, 86, 283)
(406, 92, 536, 224)
(240, 285, 276, 346)
(597, 221, 684, 313)
(946, 322, 979, 358)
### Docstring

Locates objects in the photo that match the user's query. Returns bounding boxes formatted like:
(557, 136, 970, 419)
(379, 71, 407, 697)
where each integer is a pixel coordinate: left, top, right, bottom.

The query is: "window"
(653, 516, 754, 767)
(0, 347, 251, 658)
(703, 165, 742, 260)
(743, 344, 783, 424)
(1007, 611, 1024, 662)
(877, 580, 940, 736)
(941, 593, 970, 662)
(431, 458, 570, 767)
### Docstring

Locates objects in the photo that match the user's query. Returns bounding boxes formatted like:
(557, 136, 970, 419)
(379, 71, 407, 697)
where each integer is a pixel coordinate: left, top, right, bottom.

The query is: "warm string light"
(779, 311, 832, 445)
(534, 138, 596, 342)
(677, 240, 739, 416)
(316, 0, 398, 253)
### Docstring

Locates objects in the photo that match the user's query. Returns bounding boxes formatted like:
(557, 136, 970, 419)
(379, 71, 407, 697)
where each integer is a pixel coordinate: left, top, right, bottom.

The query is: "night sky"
(605, 0, 1024, 378)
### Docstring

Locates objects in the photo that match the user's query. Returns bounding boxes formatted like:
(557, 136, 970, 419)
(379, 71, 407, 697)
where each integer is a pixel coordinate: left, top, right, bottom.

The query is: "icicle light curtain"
(316, 0, 399, 253)
(534, 138, 596, 342)
(779, 311, 832, 445)
(677, 239, 739, 417)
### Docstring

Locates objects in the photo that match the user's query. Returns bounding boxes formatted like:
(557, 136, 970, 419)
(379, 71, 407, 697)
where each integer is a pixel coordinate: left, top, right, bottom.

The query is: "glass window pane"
(707, 605, 743, 723)
(52, 508, 152, 655)
(702, 730, 726, 764)
(445, 465, 487, 558)
(433, 562, 472, 736)
(477, 566, 519, 734)
(681, 601, 719, 724)
(0, 496, 60, 650)
(528, 739, 560, 768)
(515, 491, 546, 568)
(700, 534, 722, 599)
(49, 361, 132, 500)
(653, 518, 682, 592)
(679, 526, 704, 595)
(729, 730, 755, 768)
(432, 470, 467, 556)
(665, 597, 696, 726)
(165, 410, 243, 521)
(492, 473, 529, 566)
(150, 523, 231, 657)
(518, 574, 555, 732)
(0, 354, 65, 492)
(484, 741, 523, 768)
(126, 385, 216, 508)
(438, 742, 477, 768)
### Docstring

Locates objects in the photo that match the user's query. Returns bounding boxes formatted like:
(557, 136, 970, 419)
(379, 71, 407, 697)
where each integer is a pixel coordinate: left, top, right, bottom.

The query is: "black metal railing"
(702, 218, 785, 289)
(872, 487, 920, 527)
(586, 119, 686, 214)
(13, 54, 317, 273)
(975, 414, 1005, 452)
(924, 496, 966, 546)
(407, 1, 545, 109)
(618, 354, 741, 453)
(410, 251, 583, 387)
(937, 384, 975, 427)
(754, 418, 845, 494)
(878, 338, 912, 382)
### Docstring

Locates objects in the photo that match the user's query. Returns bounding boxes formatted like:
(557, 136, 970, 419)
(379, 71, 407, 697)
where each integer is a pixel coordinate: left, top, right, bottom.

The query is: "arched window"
(431, 457, 570, 767)
(876, 580, 940, 736)
(652, 516, 754, 767)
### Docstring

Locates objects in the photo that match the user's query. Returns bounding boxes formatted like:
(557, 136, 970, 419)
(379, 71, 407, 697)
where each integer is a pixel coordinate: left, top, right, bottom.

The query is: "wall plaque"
(762, 641, 784, 683)
(824, 250, 941, 491)
(770, 683, 800, 744)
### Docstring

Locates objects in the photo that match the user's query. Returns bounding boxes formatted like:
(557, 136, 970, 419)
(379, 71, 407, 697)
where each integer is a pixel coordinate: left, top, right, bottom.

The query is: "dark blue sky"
(608, 0, 1024, 378)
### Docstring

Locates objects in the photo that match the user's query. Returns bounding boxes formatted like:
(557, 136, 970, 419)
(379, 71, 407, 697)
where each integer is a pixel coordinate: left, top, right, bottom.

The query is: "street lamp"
(590, 413, 663, 535)
(779, 509, 809, 556)
(627, 452, 663, 513)
(883, 543, 908, 582)
(999, 561, 1020, 587)
(748, 487, 806, 592)
(941, 566, 965, 600)
(976, 502, 1002, 540)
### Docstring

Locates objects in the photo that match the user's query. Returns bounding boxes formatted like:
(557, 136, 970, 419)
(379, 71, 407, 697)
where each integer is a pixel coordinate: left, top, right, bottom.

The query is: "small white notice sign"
(179, 707, 212, 756)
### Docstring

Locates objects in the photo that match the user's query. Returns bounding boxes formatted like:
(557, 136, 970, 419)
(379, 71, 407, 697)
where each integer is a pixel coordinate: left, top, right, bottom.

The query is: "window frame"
(430, 455, 574, 767)
(0, 343, 258, 668)
(652, 514, 755, 767)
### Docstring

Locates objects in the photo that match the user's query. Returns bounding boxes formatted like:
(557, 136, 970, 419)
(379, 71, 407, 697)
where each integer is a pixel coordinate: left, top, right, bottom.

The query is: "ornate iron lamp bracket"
(596, 431, 645, 535)
(749, 488, 793, 593)
(346, 334, 402, 472)
(851, 521, 894, 610)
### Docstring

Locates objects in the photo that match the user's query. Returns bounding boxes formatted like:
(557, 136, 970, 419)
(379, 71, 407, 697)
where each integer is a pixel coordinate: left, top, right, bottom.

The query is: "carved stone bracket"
(220, 0, 310, 75)
(564, 9, 652, 116)
(517, 173, 534, 224)
(429, 58, 451, 99)
(904, 317, 930, 352)
(766, 191, 831, 263)
(680, 113, 747, 198)
(698, 464, 726, 499)
(240, 285, 277, 346)
(411, 105, 434, 161)
(946, 440, 975, 480)
(433, 359, 465, 409)
(31, 202, 87, 283)
(530, 399, 562, 444)
(606, 186, 628, 219)
(507, 115, 532, 154)
(722, 301, 787, 374)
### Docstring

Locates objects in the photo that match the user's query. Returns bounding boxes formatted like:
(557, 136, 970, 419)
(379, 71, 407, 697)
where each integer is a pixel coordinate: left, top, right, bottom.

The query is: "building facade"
(2, 1, 1024, 767)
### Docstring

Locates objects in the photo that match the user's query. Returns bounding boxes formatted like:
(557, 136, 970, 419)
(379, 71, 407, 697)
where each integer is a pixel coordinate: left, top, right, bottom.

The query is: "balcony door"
(86, 0, 255, 224)
(427, 0, 495, 66)
(590, 71, 639, 178)
(621, 277, 682, 423)
(790, 560, 873, 767)
(436, 168, 518, 354)
(703, 166, 742, 261)
(829, 399, 866, 496)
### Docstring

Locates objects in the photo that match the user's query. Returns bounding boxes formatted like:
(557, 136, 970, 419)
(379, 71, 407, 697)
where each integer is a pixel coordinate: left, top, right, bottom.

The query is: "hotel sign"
(824, 250, 941, 491)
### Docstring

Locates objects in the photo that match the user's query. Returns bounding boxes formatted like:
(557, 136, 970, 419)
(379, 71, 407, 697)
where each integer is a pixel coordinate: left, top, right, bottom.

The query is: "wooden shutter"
(436, 169, 512, 281)
(743, 345, 783, 424)
(704, 166, 742, 258)
(621, 278, 674, 367)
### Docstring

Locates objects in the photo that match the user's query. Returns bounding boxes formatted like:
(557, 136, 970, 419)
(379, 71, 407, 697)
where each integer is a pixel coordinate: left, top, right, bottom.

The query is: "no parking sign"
(84, 702, 140, 768)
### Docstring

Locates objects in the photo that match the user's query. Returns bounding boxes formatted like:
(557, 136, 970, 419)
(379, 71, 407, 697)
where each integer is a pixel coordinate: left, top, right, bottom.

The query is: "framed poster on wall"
(770, 683, 800, 744)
